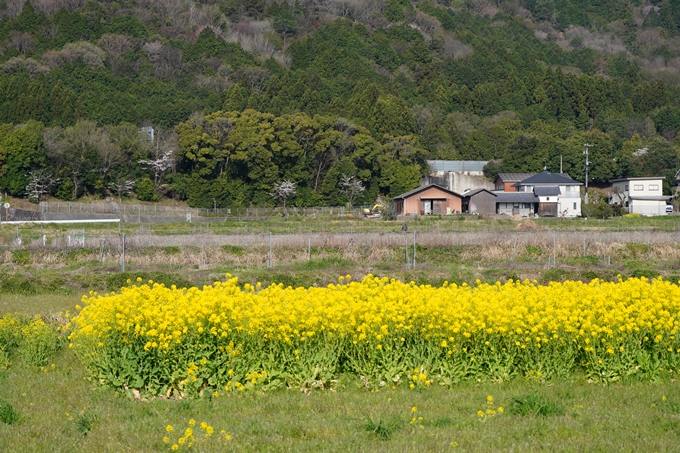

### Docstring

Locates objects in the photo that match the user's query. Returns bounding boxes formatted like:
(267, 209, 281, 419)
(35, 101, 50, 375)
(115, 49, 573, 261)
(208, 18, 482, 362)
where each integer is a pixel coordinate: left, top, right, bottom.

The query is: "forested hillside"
(1, 0, 679, 207)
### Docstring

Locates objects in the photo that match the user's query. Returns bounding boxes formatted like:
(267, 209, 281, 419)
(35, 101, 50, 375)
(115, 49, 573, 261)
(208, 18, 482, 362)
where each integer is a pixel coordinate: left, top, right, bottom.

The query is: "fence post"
(121, 233, 125, 272)
(268, 231, 272, 269)
(308, 236, 311, 261)
(413, 231, 416, 270)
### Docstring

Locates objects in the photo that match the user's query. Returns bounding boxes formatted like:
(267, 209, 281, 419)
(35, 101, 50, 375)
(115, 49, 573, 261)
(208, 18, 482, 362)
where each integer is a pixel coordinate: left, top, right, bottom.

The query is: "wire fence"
(3, 228, 680, 273)
(38, 201, 352, 219)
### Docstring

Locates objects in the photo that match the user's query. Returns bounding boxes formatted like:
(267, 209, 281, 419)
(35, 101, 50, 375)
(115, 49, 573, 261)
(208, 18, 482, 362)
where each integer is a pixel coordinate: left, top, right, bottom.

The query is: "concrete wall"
(448, 173, 493, 193)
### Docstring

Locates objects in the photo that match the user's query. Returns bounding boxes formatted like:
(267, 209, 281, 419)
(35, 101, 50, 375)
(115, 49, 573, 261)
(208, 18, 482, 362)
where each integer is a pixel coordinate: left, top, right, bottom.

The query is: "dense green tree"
(0, 120, 47, 196)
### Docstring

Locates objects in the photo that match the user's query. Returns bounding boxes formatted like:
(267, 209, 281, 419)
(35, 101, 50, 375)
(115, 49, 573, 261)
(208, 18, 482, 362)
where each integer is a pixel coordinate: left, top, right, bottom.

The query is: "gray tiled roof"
(496, 173, 535, 182)
(494, 192, 538, 203)
(534, 186, 561, 196)
(461, 188, 496, 198)
(517, 171, 581, 185)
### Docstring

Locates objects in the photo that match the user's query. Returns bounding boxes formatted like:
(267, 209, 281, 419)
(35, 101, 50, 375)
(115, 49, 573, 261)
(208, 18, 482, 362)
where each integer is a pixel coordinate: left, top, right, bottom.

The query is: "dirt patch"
(516, 220, 541, 230)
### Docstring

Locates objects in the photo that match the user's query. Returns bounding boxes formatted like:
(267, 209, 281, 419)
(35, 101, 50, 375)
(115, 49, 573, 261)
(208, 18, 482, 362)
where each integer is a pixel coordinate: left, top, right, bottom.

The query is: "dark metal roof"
(533, 186, 561, 196)
(461, 188, 497, 198)
(494, 192, 538, 203)
(496, 173, 535, 182)
(516, 171, 581, 186)
(393, 184, 462, 200)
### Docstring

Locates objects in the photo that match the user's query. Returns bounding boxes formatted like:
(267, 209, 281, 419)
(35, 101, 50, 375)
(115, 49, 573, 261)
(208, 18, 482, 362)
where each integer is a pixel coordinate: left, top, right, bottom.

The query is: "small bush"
(64, 248, 92, 263)
(11, 250, 31, 266)
(296, 257, 352, 270)
(362, 415, 401, 440)
(525, 245, 542, 255)
(509, 393, 564, 417)
(221, 245, 245, 257)
(0, 400, 21, 424)
(19, 317, 60, 367)
(582, 270, 600, 280)
(74, 412, 97, 436)
(631, 269, 659, 279)
(0, 276, 36, 295)
(626, 243, 649, 255)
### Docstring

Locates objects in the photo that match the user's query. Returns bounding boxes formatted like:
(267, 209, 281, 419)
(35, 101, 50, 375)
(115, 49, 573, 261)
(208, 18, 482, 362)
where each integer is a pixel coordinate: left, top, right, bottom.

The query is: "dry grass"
(7, 230, 680, 269)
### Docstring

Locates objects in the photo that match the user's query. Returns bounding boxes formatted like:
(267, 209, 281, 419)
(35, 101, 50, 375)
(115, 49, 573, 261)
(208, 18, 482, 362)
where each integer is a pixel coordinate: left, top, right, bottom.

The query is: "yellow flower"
(171, 445, 178, 451)
(477, 410, 485, 418)
(166, 425, 174, 433)
(163, 437, 169, 443)
(188, 419, 195, 426)
(498, 406, 504, 413)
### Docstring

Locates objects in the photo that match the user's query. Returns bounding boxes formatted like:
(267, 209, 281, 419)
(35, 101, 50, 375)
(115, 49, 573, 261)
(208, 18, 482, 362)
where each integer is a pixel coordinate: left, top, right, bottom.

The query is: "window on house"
(633, 185, 643, 191)
(625, 185, 628, 191)
(649, 184, 659, 191)
(546, 197, 550, 201)
(573, 202, 577, 210)
(523, 203, 531, 209)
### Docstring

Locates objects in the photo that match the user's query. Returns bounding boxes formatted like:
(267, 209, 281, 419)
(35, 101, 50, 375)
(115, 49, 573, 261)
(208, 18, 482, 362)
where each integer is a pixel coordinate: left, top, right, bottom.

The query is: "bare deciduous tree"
(108, 179, 136, 202)
(139, 150, 174, 190)
(8, 31, 34, 54)
(271, 180, 296, 209)
(236, 66, 269, 93)
(339, 174, 365, 207)
(25, 169, 59, 202)
(98, 34, 135, 75)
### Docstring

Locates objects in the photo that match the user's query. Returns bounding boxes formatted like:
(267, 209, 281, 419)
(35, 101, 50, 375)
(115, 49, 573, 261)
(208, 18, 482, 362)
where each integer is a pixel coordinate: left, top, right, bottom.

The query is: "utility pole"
(584, 143, 592, 204)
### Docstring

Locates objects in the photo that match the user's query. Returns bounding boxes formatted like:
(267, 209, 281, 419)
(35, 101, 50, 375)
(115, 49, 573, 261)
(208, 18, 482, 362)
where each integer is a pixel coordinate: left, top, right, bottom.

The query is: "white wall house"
(514, 171, 583, 218)
(609, 177, 671, 216)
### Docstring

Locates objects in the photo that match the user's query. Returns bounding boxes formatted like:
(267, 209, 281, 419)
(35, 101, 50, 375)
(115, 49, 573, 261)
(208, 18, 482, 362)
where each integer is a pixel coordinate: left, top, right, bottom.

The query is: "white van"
(666, 205, 674, 213)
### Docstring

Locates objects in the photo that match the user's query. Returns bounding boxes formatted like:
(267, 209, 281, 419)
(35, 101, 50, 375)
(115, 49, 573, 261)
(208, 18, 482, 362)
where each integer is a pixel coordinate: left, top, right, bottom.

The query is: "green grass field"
(2, 291, 680, 452)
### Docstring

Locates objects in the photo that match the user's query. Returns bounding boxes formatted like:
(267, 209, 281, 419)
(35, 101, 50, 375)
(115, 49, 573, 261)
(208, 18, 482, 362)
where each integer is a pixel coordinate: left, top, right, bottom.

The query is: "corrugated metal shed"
(427, 160, 488, 172)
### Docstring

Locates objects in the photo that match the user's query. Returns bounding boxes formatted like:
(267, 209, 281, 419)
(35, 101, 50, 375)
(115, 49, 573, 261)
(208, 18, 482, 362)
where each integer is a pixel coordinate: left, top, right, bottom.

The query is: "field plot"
(1, 217, 680, 452)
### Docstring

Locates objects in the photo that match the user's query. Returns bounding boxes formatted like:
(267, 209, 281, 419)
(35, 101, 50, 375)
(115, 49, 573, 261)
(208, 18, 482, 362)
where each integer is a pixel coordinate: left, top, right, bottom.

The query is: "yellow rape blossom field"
(68, 275, 680, 398)
(3, 274, 680, 452)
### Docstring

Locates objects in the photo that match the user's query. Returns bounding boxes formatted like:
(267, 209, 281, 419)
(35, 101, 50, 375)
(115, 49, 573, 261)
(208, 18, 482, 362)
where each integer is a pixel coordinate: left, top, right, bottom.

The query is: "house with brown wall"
(494, 173, 535, 191)
(393, 184, 463, 216)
